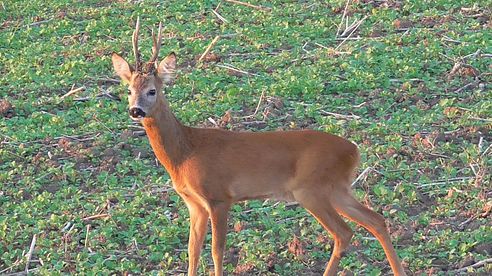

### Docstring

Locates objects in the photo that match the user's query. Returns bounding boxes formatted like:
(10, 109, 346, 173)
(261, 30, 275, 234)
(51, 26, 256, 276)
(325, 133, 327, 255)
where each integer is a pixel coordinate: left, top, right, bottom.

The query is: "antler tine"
(149, 22, 163, 65)
(132, 17, 141, 71)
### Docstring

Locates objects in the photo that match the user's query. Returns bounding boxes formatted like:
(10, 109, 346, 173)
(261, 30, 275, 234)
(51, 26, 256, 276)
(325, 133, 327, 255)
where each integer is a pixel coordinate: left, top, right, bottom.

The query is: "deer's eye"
(127, 89, 132, 95)
(148, 89, 156, 96)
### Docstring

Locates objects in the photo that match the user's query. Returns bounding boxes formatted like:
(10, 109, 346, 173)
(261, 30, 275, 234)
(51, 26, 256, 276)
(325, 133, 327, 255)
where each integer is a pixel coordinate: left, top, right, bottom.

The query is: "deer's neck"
(141, 98, 192, 178)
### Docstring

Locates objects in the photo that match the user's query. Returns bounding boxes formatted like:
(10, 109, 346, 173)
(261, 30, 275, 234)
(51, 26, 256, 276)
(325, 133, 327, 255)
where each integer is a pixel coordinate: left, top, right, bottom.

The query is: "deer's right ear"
(112, 53, 132, 83)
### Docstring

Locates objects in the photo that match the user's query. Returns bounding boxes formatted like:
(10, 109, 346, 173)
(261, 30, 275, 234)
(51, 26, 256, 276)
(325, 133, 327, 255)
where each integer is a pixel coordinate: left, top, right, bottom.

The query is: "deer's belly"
(228, 175, 297, 203)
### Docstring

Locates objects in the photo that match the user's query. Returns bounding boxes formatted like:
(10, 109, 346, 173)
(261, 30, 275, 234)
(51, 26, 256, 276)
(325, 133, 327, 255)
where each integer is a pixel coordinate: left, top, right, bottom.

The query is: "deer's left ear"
(157, 52, 176, 83)
(112, 53, 133, 83)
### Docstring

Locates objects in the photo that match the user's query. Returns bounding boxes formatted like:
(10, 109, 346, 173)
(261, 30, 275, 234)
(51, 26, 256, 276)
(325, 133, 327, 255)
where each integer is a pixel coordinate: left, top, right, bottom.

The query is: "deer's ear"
(112, 53, 132, 83)
(157, 52, 176, 83)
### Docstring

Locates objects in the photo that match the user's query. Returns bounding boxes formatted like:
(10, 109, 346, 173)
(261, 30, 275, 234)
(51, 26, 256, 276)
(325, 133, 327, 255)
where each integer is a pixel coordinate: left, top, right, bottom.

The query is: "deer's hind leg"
(293, 188, 353, 276)
(331, 189, 407, 276)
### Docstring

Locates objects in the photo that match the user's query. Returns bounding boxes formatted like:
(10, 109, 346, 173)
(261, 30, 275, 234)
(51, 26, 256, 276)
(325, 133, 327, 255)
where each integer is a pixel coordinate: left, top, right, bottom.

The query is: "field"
(1, 0, 491, 275)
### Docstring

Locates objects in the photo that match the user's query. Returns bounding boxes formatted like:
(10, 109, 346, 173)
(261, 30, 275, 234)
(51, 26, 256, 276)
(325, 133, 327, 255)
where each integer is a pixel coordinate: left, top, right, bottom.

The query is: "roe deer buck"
(111, 18, 407, 276)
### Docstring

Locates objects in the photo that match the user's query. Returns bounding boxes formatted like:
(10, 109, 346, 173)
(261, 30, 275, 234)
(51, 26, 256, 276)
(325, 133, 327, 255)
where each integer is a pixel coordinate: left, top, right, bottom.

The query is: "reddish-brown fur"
(112, 21, 407, 276)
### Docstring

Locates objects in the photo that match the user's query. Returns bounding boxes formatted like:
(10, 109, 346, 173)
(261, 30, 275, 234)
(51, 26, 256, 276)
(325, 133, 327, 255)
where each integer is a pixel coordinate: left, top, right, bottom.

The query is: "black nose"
(129, 107, 146, 118)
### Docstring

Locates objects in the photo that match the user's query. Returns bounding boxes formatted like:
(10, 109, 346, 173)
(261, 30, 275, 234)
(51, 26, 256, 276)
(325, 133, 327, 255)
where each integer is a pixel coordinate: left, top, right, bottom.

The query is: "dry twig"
(454, 257, 492, 273)
(458, 214, 479, 229)
(482, 144, 492, 157)
(416, 177, 473, 188)
(207, 117, 219, 127)
(211, 9, 228, 24)
(314, 42, 352, 55)
(85, 225, 90, 248)
(454, 79, 480, 93)
(442, 35, 462, 44)
(336, 0, 351, 37)
(0, 258, 22, 274)
(340, 18, 360, 38)
(241, 120, 266, 126)
(251, 89, 266, 117)
(60, 86, 86, 99)
(236, 89, 266, 119)
(25, 234, 37, 273)
(336, 16, 368, 50)
(217, 63, 260, 76)
(224, 0, 271, 11)
(26, 18, 53, 28)
(83, 213, 110, 221)
(214, 1, 222, 12)
(320, 109, 361, 120)
(74, 90, 121, 102)
(88, 76, 120, 83)
(462, 49, 481, 61)
(351, 167, 372, 187)
(199, 35, 220, 62)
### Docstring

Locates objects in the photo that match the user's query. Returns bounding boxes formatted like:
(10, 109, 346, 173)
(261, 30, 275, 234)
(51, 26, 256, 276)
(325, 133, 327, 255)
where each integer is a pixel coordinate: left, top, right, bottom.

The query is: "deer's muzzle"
(129, 107, 146, 119)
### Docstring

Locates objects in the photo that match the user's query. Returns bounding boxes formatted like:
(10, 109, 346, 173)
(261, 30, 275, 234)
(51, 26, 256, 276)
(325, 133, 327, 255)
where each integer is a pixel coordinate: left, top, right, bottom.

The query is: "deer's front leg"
(185, 200, 209, 276)
(210, 202, 230, 276)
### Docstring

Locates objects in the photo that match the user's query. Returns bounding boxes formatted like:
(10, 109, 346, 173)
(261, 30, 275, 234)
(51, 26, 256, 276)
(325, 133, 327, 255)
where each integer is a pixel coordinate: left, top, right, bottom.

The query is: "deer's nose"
(129, 107, 146, 118)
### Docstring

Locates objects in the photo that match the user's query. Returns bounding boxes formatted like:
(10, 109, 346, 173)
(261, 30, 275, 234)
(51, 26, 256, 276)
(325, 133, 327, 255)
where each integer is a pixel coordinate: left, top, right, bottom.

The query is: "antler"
(132, 17, 141, 71)
(131, 18, 163, 73)
(149, 22, 163, 66)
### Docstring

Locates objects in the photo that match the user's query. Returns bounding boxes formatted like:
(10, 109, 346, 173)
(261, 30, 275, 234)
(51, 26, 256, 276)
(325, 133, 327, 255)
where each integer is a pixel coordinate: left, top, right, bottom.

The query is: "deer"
(111, 18, 407, 276)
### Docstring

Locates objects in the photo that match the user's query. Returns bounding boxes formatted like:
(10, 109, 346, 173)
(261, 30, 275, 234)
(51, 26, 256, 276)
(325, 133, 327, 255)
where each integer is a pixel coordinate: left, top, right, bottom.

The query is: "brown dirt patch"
(0, 99, 14, 118)
(288, 235, 306, 259)
(472, 243, 492, 255)
(195, 53, 221, 63)
(39, 183, 61, 194)
(393, 19, 414, 29)
(233, 262, 255, 275)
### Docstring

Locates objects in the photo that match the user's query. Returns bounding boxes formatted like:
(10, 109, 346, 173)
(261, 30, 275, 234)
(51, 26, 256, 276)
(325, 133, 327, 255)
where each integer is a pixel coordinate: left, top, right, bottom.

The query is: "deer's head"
(112, 18, 176, 120)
